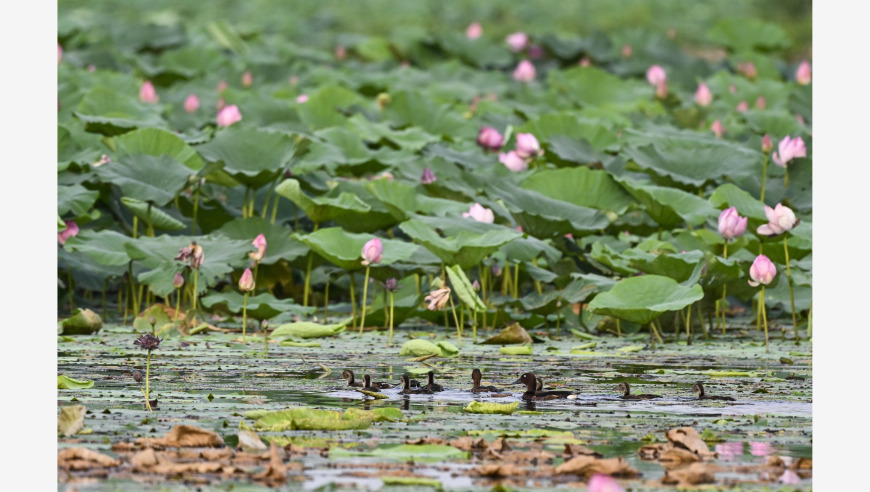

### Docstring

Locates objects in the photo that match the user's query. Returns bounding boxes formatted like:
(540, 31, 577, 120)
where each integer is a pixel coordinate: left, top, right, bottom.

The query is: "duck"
(617, 382, 660, 400)
(341, 369, 363, 388)
(692, 382, 735, 401)
(401, 374, 434, 395)
(470, 368, 500, 393)
(515, 372, 576, 401)
(422, 371, 444, 392)
(362, 374, 395, 390)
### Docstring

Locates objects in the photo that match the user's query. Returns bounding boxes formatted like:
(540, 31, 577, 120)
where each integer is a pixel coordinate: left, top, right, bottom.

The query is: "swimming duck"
(617, 382, 660, 400)
(516, 372, 576, 401)
(363, 374, 395, 390)
(422, 371, 444, 392)
(692, 382, 735, 401)
(470, 368, 500, 393)
(341, 369, 363, 388)
(401, 374, 434, 394)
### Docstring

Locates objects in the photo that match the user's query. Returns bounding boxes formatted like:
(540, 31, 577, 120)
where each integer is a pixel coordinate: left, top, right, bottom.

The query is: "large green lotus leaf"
(398, 219, 521, 269)
(399, 339, 443, 357)
(521, 167, 633, 215)
(195, 127, 295, 188)
(121, 197, 186, 231)
(274, 179, 370, 225)
(624, 249, 704, 283)
(124, 235, 252, 297)
(763, 275, 812, 312)
(215, 217, 308, 265)
(332, 443, 469, 461)
(436, 32, 512, 67)
(514, 277, 600, 315)
(58, 126, 101, 168)
(708, 18, 791, 52)
(345, 114, 440, 152)
(615, 176, 717, 228)
(64, 229, 132, 266)
(366, 179, 468, 221)
(295, 85, 365, 129)
(624, 138, 761, 188)
(489, 180, 610, 238)
(58, 248, 127, 290)
(73, 86, 166, 136)
(383, 90, 469, 137)
(327, 180, 402, 232)
(297, 126, 372, 172)
(742, 110, 806, 138)
(109, 127, 204, 171)
(96, 153, 191, 206)
(159, 45, 226, 77)
(515, 112, 619, 151)
(709, 183, 768, 221)
(446, 264, 485, 311)
(294, 228, 419, 271)
(548, 67, 656, 112)
(270, 321, 347, 339)
(587, 275, 704, 325)
(255, 407, 372, 432)
(499, 235, 562, 264)
(546, 135, 608, 165)
(200, 291, 295, 320)
(58, 184, 99, 217)
(589, 242, 637, 276)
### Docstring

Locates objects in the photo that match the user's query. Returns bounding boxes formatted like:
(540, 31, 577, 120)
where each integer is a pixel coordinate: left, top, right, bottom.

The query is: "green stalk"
(649, 323, 656, 350)
(760, 154, 769, 203)
(263, 321, 269, 355)
(132, 216, 138, 239)
(685, 304, 692, 345)
(616, 319, 621, 337)
(144, 350, 152, 412)
(191, 185, 200, 235)
(761, 287, 769, 353)
(448, 294, 462, 344)
(388, 291, 395, 346)
(174, 287, 182, 322)
(358, 266, 371, 335)
(783, 235, 800, 342)
(807, 303, 812, 338)
(784, 168, 789, 188)
(303, 253, 313, 307)
(349, 272, 357, 327)
(249, 192, 256, 219)
(242, 292, 249, 343)
(323, 280, 330, 321)
(720, 242, 728, 334)
(531, 259, 543, 295)
(270, 192, 280, 224)
(191, 268, 199, 315)
(471, 307, 477, 343)
(512, 262, 519, 299)
(242, 187, 250, 218)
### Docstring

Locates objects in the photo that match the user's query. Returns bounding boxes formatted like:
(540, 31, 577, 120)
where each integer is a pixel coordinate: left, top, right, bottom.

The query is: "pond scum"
(58, 1, 811, 489)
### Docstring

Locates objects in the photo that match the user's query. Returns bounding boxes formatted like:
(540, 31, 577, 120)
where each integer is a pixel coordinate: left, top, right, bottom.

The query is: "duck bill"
(509, 378, 524, 385)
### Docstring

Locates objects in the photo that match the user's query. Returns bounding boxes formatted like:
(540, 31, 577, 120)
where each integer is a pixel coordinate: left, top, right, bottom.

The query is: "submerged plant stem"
(358, 266, 371, 335)
(783, 235, 799, 342)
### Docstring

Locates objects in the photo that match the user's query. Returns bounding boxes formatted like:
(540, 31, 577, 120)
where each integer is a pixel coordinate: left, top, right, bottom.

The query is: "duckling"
(362, 374, 395, 390)
(617, 382, 660, 400)
(341, 369, 363, 388)
(470, 368, 500, 393)
(517, 372, 576, 401)
(692, 382, 735, 401)
(401, 374, 434, 395)
(422, 371, 444, 392)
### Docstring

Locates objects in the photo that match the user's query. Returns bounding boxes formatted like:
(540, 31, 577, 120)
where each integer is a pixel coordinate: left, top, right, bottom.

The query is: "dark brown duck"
(470, 368, 500, 393)
(617, 382, 660, 400)
(692, 382, 735, 401)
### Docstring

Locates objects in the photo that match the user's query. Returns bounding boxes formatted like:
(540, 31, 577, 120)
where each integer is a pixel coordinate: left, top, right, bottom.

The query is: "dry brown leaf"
(475, 463, 525, 477)
(238, 430, 267, 452)
(637, 443, 670, 461)
(131, 448, 159, 469)
(449, 436, 486, 451)
(405, 437, 447, 446)
(254, 443, 287, 485)
(137, 425, 225, 448)
(58, 405, 87, 437)
(564, 444, 602, 458)
(665, 427, 715, 458)
(58, 448, 120, 469)
(661, 462, 718, 486)
(659, 447, 702, 468)
(202, 448, 234, 461)
(555, 455, 640, 478)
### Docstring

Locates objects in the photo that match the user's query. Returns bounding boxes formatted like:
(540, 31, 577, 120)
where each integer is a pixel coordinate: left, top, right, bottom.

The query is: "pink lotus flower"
(761, 134, 773, 153)
(755, 96, 767, 109)
(296, 94, 309, 104)
(515, 133, 542, 159)
(749, 441, 773, 456)
(250, 234, 267, 263)
(173, 272, 185, 289)
(757, 203, 798, 236)
(476, 126, 504, 151)
(772, 135, 806, 168)
(513, 60, 536, 82)
(239, 268, 255, 292)
(779, 470, 800, 485)
(361, 238, 383, 266)
(466, 22, 482, 40)
(184, 94, 200, 113)
(499, 151, 528, 172)
(58, 43, 62, 64)
(58, 220, 79, 245)
(694, 83, 712, 106)
(718, 207, 748, 240)
(715, 442, 744, 461)
(506, 32, 528, 52)
(736, 101, 748, 112)
(646, 65, 666, 86)
(217, 80, 228, 93)
(462, 203, 494, 223)
(621, 44, 633, 58)
(242, 71, 253, 87)
(711, 119, 725, 138)
(588, 474, 624, 492)
(748, 255, 776, 287)
(421, 167, 437, 184)
(795, 61, 811, 85)
(139, 81, 159, 104)
(216, 105, 242, 127)
(737, 61, 757, 80)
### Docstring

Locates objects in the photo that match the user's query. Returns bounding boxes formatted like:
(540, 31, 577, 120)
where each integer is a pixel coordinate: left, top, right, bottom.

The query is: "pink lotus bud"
(462, 203, 494, 223)
(250, 234, 267, 263)
(87, 64, 96, 72)
(515, 133, 542, 159)
(499, 151, 528, 172)
(621, 44, 633, 58)
(694, 83, 712, 106)
(512, 60, 536, 82)
(779, 470, 800, 485)
(217, 105, 242, 127)
(795, 114, 805, 125)
(384, 277, 398, 292)
(466, 22, 482, 40)
(217, 80, 228, 93)
(506, 32, 528, 52)
(749, 441, 773, 456)
(654, 81, 668, 99)
(588, 474, 625, 492)
(728, 84, 737, 94)
(139, 81, 159, 104)
(761, 134, 773, 153)
(757, 203, 798, 236)
(646, 65, 666, 86)
(472, 280, 480, 291)
(184, 94, 200, 113)
(771, 135, 806, 168)
(424, 287, 451, 311)
(58, 43, 62, 64)
(755, 96, 767, 109)
(421, 167, 437, 184)
(748, 255, 776, 287)
(476, 126, 504, 151)
(239, 268, 255, 292)
(92, 154, 111, 167)
(736, 101, 748, 112)
(173, 272, 185, 289)
(718, 206, 747, 240)
(57, 220, 79, 245)
(711, 119, 725, 138)
(737, 61, 757, 80)
(491, 262, 502, 277)
(361, 238, 383, 266)
(242, 71, 253, 87)
(334, 45, 347, 60)
(528, 44, 544, 59)
(579, 57, 592, 67)
(795, 61, 811, 85)
(296, 94, 309, 104)
(715, 442, 744, 461)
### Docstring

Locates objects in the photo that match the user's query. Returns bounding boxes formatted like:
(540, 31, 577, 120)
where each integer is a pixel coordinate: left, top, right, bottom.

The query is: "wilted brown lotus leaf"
(637, 443, 670, 461)
(564, 444, 602, 459)
(661, 462, 719, 486)
(202, 448, 234, 461)
(405, 437, 447, 446)
(475, 463, 525, 477)
(482, 323, 533, 344)
(58, 448, 121, 470)
(658, 447, 703, 468)
(555, 455, 640, 478)
(254, 443, 286, 486)
(449, 436, 487, 451)
(137, 425, 225, 448)
(131, 448, 159, 469)
(665, 427, 715, 458)
(238, 430, 268, 452)
(765, 455, 812, 470)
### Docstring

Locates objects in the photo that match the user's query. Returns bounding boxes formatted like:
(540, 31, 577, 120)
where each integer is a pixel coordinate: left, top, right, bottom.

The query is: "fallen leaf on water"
(60, 308, 102, 335)
(57, 447, 120, 470)
(482, 323, 533, 345)
(137, 424, 225, 448)
(475, 463, 525, 477)
(463, 401, 520, 415)
(58, 405, 86, 437)
(58, 375, 94, 390)
(448, 436, 487, 451)
(355, 388, 388, 399)
(661, 462, 719, 486)
(381, 476, 442, 488)
(555, 455, 640, 478)
(665, 427, 716, 458)
(564, 444, 603, 459)
(254, 443, 286, 486)
(238, 430, 267, 452)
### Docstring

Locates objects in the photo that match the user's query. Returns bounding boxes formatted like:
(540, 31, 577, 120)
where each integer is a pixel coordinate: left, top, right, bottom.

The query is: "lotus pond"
(58, 1, 812, 490)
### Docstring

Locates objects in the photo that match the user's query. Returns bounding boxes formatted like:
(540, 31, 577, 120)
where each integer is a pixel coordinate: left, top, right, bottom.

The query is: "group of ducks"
(340, 369, 735, 402)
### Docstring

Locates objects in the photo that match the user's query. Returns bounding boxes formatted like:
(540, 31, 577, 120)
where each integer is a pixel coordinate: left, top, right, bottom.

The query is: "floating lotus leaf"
(270, 321, 347, 339)
(61, 308, 102, 335)
(463, 401, 520, 415)
(482, 323, 533, 345)
(74, 86, 166, 136)
(58, 375, 94, 390)
(615, 176, 717, 228)
(500, 346, 533, 355)
(398, 339, 443, 357)
(200, 291, 298, 320)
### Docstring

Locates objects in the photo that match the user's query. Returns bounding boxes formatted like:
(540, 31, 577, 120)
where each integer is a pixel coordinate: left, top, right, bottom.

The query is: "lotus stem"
(686, 304, 692, 345)
(616, 318, 621, 337)
(649, 323, 656, 350)
(512, 262, 520, 299)
(698, 302, 708, 339)
(532, 258, 543, 295)
(270, 192, 280, 224)
(253, 264, 259, 295)
(388, 291, 395, 346)
(760, 154, 769, 203)
(720, 242, 728, 333)
(783, 235, 799, 342)
(324, 280, 330, 321)
(191, 185, 200, 235)
(242, 292, 249, 343)
(146, 203, 154, 237)
(191, 267, 199, 315)
(263, 321, 269, 355)
(242, 187, 250, 218)
(448, 294, 462, 344)
(760, 286, 769, 353)
(132, 215, 138, 239)
(784, 168, 789, 188)
(174, 286, 182, 322)
(653, 319, 664, 345)
(303, 253, 313, 307)
(249, 192, 256, 219)
(358, 266, 371, 335)
(144, 350, 153, 413)
(350, 272, 357, 327)
(807, 303, 812, 338)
